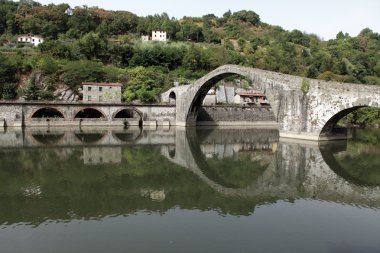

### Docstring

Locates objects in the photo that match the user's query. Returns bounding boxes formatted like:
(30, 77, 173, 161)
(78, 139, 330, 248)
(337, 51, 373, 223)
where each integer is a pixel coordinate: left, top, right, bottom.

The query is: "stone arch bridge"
(0, 102, 176, 128)
(1, 65, 379, 140)
(173, 65, 380, 140)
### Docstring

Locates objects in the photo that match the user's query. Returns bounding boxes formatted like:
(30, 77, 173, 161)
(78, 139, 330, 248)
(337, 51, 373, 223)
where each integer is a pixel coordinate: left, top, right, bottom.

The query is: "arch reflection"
(190, 128, 278, 189)
(320, 128, 380, 186)
(31, 133, 65, 145)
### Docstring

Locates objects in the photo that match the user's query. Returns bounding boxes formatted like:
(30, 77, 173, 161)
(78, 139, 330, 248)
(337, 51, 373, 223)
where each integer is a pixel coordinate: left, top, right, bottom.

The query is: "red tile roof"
(238, 92, 265, 97)
(82, 82, 123, 87)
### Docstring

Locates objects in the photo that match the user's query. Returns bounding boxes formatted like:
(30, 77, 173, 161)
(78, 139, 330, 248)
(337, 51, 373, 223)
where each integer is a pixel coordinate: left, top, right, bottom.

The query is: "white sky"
(34, 0, 380, 40)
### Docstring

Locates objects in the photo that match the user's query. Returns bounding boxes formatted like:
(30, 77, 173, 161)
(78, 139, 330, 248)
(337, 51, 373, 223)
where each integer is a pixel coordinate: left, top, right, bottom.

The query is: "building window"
(88, 87, 92, 91)
(99, 87, 103, 92)
(99, 96, 102, 102)
(109, 87, 112, 90)
(88, 96, 92, 101)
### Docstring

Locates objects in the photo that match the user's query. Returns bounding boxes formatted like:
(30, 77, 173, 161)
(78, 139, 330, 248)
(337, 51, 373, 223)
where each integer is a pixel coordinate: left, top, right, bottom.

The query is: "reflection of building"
(17, 34, 44, 46)
(140, 189, 166, 201)
(82, 147, 122, 165)
(200, 143, 277, 159)
(81, 82, 122, 103)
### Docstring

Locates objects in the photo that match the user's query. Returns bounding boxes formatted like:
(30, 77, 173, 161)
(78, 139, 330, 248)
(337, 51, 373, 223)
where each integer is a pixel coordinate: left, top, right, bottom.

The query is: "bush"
(2, 83, 18, 100)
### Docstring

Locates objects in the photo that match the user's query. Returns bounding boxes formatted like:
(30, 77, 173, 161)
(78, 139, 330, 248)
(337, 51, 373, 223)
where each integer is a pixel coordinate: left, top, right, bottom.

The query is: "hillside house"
(17, 34, 44, 46)
(141, 31, 167, 42)
(234, 92, 269, 106)
(152, 31, 167, 41)
(81, 82, 122, 103)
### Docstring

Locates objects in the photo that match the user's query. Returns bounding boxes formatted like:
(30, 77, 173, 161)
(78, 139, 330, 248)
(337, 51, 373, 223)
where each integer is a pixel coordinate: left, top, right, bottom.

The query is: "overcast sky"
(35, 0, 380, 40)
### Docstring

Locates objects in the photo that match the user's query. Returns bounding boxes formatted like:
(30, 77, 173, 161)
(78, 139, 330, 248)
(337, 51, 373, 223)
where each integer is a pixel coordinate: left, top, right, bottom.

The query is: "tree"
(231, 10, 260, 26)
(23, 74, 40, 100)
(78, 32, 108, 60)
(62, 60, 106, 89)
(182, 45, 211, 71)
(0, 0, 18, 34)
(67, 6, 96, 35)
(0, 53, 19, 99)
(288, 29, 310, 47)
(123, 66, 166, 102)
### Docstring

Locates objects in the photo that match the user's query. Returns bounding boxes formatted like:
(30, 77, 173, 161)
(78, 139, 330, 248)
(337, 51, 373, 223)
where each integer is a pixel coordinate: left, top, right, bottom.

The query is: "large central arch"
(177, 65, 280, 127)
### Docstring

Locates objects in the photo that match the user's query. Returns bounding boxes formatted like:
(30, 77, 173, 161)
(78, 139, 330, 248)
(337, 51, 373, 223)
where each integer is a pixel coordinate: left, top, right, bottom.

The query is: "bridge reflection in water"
(0, 127, 379, 225)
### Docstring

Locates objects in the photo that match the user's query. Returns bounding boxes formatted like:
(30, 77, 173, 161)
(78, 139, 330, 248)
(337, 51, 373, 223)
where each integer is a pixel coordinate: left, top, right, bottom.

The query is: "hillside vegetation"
(0, 0, 379, 107)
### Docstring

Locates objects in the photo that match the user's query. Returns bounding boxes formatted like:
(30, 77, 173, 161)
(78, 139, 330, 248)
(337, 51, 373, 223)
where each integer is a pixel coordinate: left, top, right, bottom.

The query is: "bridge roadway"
(2, 127, 379, 208)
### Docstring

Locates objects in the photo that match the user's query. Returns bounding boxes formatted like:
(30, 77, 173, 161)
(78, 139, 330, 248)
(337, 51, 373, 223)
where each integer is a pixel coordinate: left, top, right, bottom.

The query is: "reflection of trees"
(0, 145, 269, 225)
(1, 128, 379, 226)
(204, 156, 269, 188)
(187, 128, 277, 189)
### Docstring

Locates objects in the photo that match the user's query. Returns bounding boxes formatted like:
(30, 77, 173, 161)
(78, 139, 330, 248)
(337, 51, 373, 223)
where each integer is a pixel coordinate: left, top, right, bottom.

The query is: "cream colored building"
(152, 31, 167, 41)
(141, 35, 149, 42)
(81, 82, 122, 103)
(17, 34, 44, 46)
(234, 92, 269, 106)
(141, 31, 168, 42)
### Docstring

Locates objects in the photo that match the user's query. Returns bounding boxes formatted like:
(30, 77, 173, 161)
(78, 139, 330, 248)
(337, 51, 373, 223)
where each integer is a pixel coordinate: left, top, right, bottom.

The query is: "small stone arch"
(169, 92, 176, 105)
(112, 107, 143, 127)
(74, 108, 106, 119)
(31, 107, 65, 119)
(112, 107, 143, 120)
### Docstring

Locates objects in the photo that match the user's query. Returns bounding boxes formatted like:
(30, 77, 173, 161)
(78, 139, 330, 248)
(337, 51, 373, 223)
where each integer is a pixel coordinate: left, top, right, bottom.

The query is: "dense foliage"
(0, 0, 379, 107)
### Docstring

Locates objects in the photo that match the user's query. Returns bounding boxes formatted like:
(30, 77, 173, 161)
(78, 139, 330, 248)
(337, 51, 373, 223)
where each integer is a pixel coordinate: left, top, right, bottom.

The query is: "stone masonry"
(175, 65, 380, 140)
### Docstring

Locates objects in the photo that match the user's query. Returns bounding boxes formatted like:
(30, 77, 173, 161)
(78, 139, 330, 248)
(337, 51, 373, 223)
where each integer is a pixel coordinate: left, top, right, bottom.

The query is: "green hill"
(0, 0, 379, 105)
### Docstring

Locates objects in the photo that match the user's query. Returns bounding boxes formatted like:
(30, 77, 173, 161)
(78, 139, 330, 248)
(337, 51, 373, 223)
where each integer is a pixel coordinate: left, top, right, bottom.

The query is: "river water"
(0, 127, 379, 253)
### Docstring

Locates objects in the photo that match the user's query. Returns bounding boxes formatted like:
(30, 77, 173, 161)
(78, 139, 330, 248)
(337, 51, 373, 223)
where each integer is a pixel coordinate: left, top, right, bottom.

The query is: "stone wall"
(0, 105, 23, 127)
(197, 106, 276, 123)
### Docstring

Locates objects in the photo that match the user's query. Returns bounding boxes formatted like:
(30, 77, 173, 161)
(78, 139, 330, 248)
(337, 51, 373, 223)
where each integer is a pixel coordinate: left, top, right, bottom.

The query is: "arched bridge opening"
(113, 108, 143, 127)
(320, 106, 380, 139)
(169, 92, 176, 105)
(75, 108, 105, 119)
(31, 107, 65, 119)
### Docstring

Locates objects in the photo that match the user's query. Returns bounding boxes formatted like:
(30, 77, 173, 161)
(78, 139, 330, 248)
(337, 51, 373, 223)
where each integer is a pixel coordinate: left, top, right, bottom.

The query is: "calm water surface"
(0, 127, 380, 253)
